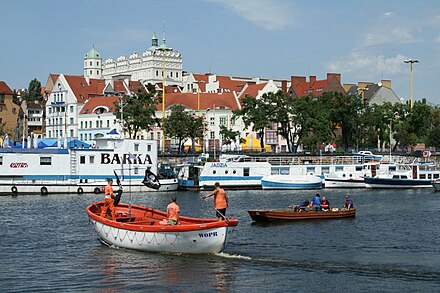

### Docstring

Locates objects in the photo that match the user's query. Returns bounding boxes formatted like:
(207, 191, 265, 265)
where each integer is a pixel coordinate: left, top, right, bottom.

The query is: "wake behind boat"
(248, 208, 356, 221)
(86, 202, 238, 254)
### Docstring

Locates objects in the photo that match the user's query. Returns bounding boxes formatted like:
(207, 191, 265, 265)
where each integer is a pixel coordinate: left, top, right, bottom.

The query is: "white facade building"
(83, 33, 183, 87)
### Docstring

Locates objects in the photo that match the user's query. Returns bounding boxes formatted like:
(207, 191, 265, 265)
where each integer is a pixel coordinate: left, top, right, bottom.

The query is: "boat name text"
(101, 153, 153, 165)
(211, 163, 227, 168)
(199, 232, 218, 238)
(10, 162, 28, 168)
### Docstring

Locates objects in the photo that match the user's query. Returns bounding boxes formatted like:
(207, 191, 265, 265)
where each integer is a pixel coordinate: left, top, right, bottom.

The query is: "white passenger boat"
(0, 137, 178, 195)
(178, 155, 370, 190)
(261, 174, 322, 189)
(324, 162, 400, 188)
(364, 161, 440, 189)
(86, 202, 238, 254)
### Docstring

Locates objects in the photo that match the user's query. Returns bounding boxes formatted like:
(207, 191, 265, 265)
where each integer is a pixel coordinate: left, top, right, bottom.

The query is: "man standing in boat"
(100, 179, 116, 221)
(203, 182, 228, 221)
(167, 197, 180, 225)
(312, 193, 321, 211)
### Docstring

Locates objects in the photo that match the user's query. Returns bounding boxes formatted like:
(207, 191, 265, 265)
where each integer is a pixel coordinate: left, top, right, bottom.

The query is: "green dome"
(84, 45, 101, 59)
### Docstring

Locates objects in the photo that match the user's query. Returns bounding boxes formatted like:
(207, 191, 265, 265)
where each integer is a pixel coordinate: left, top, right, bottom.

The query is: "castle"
(83, 33, 183, 86)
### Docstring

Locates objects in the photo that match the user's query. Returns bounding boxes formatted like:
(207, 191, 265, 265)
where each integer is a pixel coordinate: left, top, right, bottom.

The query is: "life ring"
(40, 186, 48, 195)
(77, 187, 84, 194)
(423, 150, 430, 158)
(94, 187, 101, 194)
(11, 186, 18, 194)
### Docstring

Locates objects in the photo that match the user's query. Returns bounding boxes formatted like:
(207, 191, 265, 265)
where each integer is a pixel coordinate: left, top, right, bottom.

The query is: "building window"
(210, 131, 215, 139)
(210, 117, 215, 126)
(70, 106, 74, 113)
(90, 61, 92, 66)
(0, 156, 2, 165)
(81, 121, 83, 128)
(97, 61, 99, 66)
(176, 72, 178, 78)
(90, 70, 92, 75)
(170, 72, 173, 77)
(70, 130, 74, 137)
(97, 70, 99, 75)
(156, 71, 159, 76)
(107, 120, 110, 127)
(157, 132, 161, 140)
(70, 118, 74, 124)
(220, 117, 227, 126)
(40, 157, 52, 166)
(80, 134, 83, 140)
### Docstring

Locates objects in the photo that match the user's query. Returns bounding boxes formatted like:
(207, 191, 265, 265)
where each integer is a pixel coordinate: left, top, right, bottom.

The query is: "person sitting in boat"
(291, 199, 311, 212)
(100, 178, 116, 221)
(166, 196, 180, 225)
(321, 196, 330, 211)
(344, 196, 354, 210)
(312, 193, 321, 211)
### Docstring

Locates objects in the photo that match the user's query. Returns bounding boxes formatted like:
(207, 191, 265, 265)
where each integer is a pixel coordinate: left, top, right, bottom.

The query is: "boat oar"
(113, 170, 123, 206)
(201, 195, 230, 224)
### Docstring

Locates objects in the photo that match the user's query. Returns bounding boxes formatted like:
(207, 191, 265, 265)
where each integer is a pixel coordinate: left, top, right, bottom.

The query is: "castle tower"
(84, 45, 102, 79)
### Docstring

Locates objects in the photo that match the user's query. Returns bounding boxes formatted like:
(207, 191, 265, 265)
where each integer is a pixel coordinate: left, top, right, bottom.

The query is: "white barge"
(0, 137, 177, 195)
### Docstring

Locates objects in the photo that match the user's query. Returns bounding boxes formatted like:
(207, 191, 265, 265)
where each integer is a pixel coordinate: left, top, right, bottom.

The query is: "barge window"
(244, 168, 250, 177)
(356, 166, 362, 171)
(89, 156, 95, 164)
(40, 157, 52, 166)
(80, 156, 86, 164)
(147, 144, 151, 152)
(134, 167, 139, 174)
(321, 167, 330, 174)
(134, 144, 139, 152)
(335, 166, 343, 172)
(0, 156, 2, 165)
(307, 167, 316, 173)
(420, 174, 426, 179)
(280, 168, 289, 175)
(434, 174, 439, 179)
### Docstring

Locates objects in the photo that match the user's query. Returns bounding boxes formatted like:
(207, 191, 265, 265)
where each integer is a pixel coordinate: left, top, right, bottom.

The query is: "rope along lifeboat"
(86, 202, 238, 254)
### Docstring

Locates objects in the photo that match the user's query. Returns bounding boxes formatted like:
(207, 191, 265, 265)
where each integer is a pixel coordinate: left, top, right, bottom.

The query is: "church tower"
(84, 45, 102, 79)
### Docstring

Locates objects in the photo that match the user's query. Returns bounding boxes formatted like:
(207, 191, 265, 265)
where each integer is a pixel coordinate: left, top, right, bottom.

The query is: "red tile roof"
(192, 74, 211, 92)
(291, 73, 341, 97)
(0, 81, 14, 95)
(239, 82, 267, 99)
(157, 92, 239, 111)
(80, 95, 119, 114)
(64, 75, 106, 102)
(215, 75, 247, 93)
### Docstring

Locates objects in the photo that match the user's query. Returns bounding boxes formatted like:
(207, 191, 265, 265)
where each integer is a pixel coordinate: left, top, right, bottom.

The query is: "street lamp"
(157, 43, 172, 153)
(403, 59, 419, 109)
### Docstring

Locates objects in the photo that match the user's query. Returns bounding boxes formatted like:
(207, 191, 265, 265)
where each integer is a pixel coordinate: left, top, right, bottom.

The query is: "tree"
(113, 84, 159, 139)
(163, 105, 192, 153)
(21, 78, 43, 102)
(233, 94, 272, 151)
(220, 125, 244, 151)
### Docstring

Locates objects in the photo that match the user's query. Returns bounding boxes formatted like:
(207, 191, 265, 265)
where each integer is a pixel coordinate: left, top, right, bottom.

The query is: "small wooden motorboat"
(248, 208, 356, 221)
(86, 202, 238, 254)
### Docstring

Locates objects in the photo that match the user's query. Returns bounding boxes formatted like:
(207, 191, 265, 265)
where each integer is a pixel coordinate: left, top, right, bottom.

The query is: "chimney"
(290, 76, 306, 86)
(281, 80, 287, 93)
(381, 79, 392, 89)
(327, 73, 341, 82)
(309, 76, 316, 84)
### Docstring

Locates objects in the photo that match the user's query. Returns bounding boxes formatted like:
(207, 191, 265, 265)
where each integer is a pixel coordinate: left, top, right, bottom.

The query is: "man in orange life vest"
(166, 196, 180, 225)
(100, 178, 116, 221)
(203, 182, 228, 221)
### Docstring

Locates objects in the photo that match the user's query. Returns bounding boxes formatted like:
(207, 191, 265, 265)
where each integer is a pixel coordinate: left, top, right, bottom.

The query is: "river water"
(1, 188, 439, 292)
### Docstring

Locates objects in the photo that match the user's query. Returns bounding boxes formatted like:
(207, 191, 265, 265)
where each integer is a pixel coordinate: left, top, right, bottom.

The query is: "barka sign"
(101, 153, 153, 165)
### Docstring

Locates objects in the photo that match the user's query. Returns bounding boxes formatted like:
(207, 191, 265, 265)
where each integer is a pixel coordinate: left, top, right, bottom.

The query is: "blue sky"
(1, 0, 439, 105)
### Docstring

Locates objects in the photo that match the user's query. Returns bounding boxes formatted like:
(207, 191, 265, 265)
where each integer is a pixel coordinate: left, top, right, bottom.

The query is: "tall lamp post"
(403, 59, 419, 109)
(157, 43, 172, 153)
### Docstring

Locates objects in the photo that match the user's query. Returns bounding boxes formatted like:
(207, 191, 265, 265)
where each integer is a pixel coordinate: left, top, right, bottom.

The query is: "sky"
(1, 0, 440, 105)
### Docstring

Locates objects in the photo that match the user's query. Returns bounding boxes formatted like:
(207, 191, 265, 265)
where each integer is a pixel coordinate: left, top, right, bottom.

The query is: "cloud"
(362, 28, 416, 47)
(208, 0, 294, 31)
(383, 11, 394, 18)
(326, 51, 407, 81)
